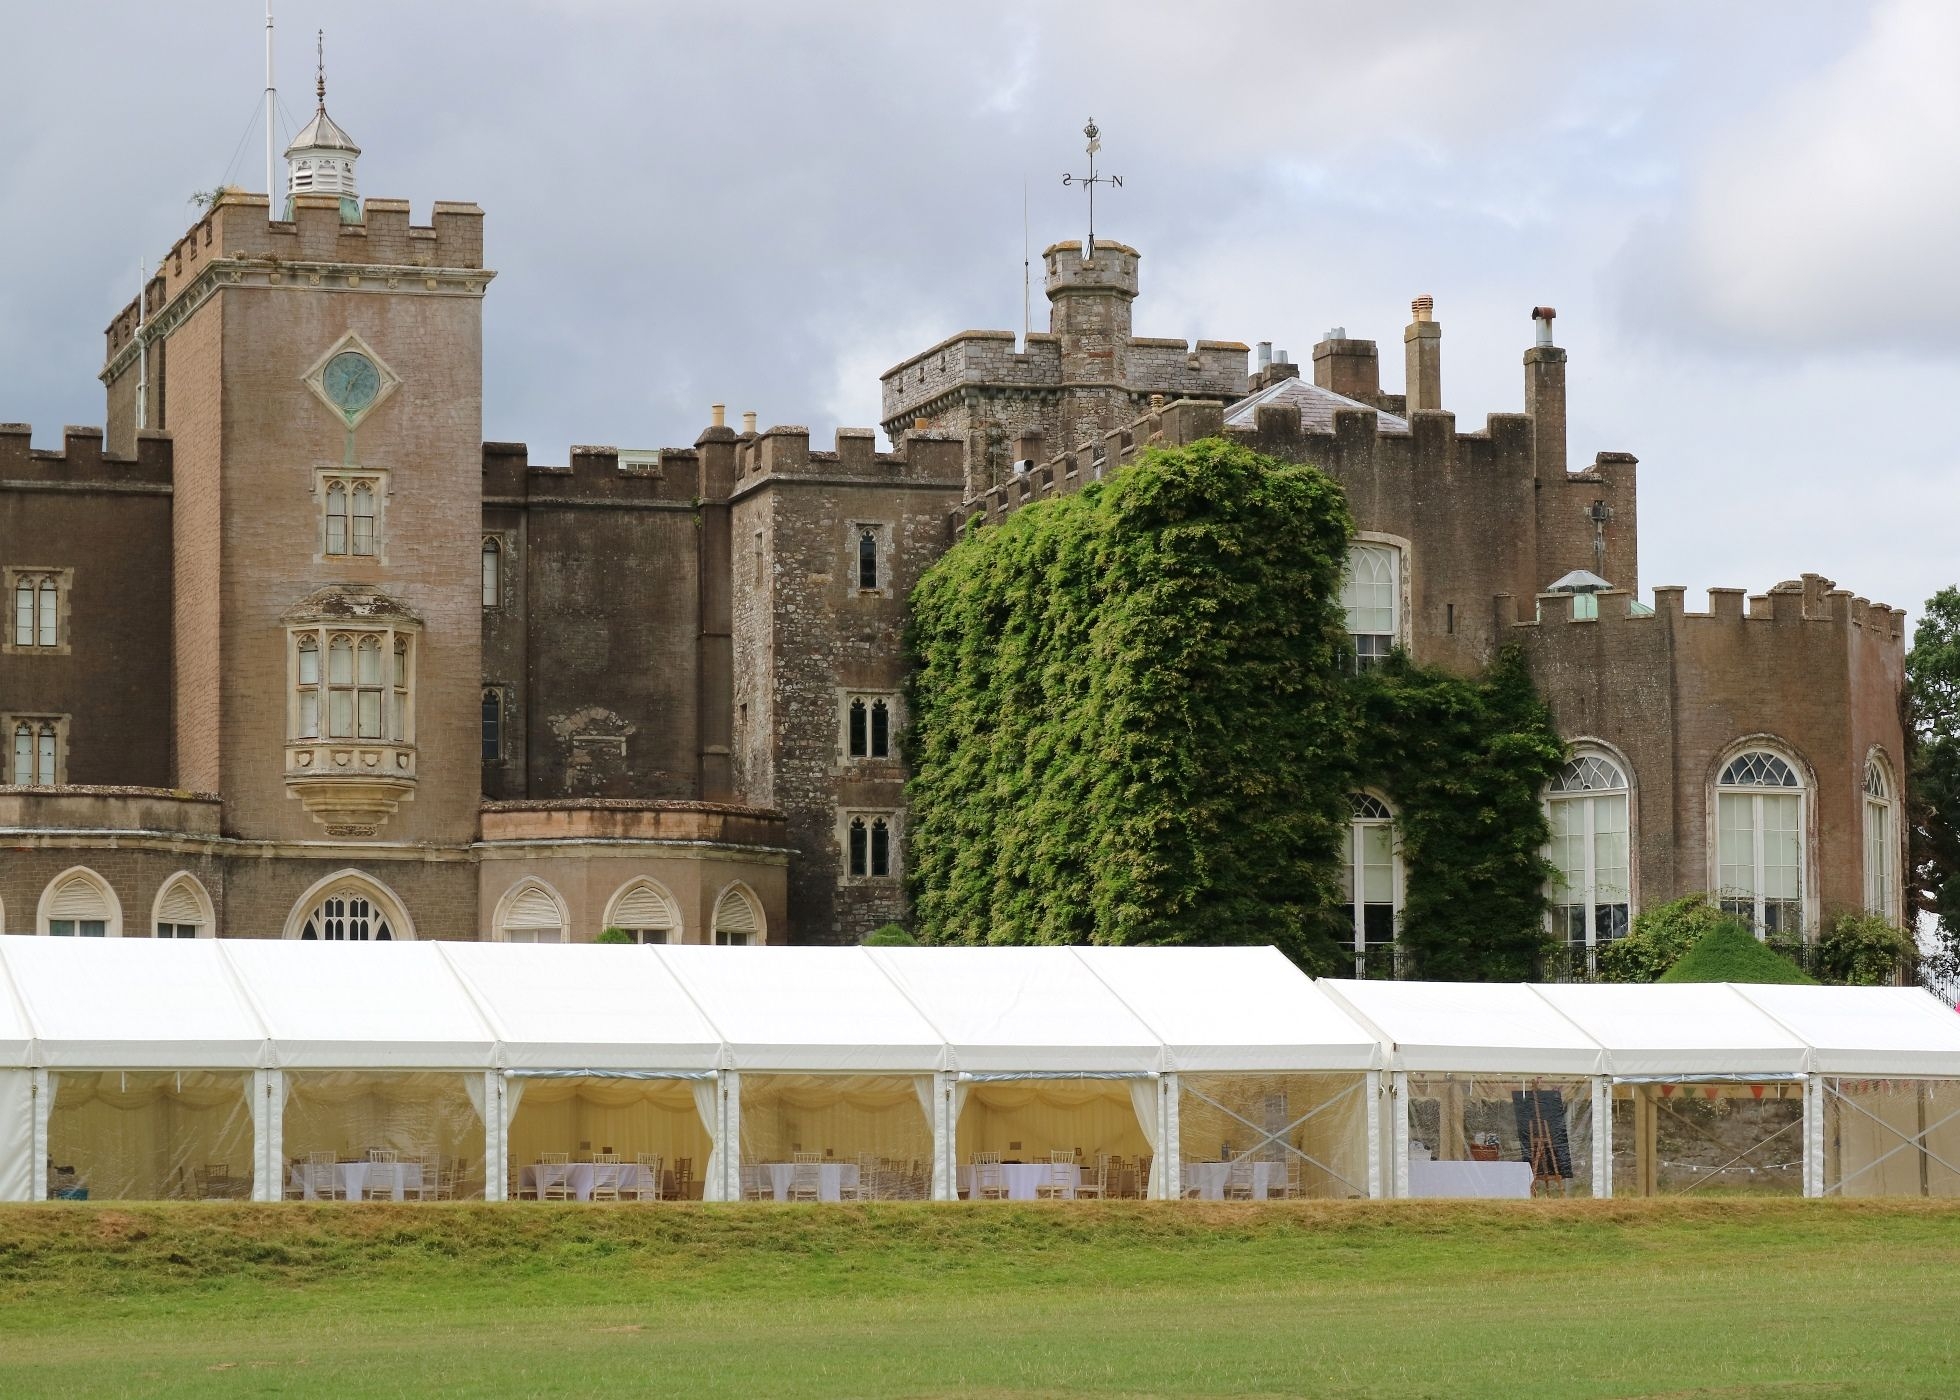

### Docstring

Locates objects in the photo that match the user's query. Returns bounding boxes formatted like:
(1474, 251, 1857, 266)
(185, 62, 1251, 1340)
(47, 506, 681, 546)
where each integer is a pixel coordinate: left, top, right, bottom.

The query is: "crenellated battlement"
(0, 423, 171, 486)
(104, 191, 490, 366)
(1501, 573, 1905, 648)
(734, 425, 965, 490)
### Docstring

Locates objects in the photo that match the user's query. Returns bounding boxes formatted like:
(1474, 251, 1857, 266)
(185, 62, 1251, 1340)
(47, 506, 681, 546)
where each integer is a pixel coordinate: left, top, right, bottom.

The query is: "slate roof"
(1223, 376, 1410, 436)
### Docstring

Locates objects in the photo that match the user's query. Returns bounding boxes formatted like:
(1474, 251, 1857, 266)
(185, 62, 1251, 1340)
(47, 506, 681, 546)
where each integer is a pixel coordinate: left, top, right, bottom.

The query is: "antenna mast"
(1022, 178, 1030, 348)
(264, 1, 276, 198)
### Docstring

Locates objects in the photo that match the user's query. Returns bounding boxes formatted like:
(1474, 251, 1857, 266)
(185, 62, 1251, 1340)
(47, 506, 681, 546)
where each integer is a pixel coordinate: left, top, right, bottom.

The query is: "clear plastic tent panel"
(954, 1077, 1151, 1200)
(1614, 1081, 1802, 1197)
(1823, 1077, 1960, 1198)
(1179, 1073, 1370, 1201)
(281, 1072, 486, 1201)
(46, 1071, 253, 1201)
(509, 1077, 710, 1202)
(1405, 1074, 1594, 1199)
(738, 1075, 933, 1202)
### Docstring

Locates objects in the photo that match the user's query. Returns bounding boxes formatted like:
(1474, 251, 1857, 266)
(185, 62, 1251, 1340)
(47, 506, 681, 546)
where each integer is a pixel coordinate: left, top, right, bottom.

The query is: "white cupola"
(284, 33, 361, 221)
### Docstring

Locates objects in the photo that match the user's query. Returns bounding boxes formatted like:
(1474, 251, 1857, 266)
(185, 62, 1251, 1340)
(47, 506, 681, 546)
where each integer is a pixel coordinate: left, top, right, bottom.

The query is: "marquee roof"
(0, 937, 1953, 1080)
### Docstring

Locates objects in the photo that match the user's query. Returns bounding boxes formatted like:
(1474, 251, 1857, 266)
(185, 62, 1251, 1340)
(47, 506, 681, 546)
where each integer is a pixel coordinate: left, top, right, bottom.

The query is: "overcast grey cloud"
(0, 1, 1948, 623)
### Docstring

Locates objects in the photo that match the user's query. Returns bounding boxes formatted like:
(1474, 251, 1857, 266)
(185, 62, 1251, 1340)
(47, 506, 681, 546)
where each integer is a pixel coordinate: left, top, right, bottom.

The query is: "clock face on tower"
(322, 351, 382, 417)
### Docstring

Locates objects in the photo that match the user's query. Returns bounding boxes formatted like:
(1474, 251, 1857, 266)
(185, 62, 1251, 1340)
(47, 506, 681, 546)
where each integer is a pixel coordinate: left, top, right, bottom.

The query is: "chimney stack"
(1525, 306, 1566, 477)
(1313, 327, 1380, 401)
(710, 404, 726, 429)
(1404, 294, 1442, 413)
(1256, 341, 1273, 370)
(741, 411, 758, 435)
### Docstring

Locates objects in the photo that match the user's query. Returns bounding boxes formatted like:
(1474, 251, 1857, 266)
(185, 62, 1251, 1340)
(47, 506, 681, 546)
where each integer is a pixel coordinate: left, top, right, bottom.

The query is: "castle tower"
(284, 35, 361, 222)
(1042, 239, 1138, 450)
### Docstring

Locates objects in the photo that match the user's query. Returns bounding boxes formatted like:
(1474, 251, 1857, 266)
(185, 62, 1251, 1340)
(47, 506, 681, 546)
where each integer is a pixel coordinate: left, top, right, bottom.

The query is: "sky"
(1, 1, 1952, 625)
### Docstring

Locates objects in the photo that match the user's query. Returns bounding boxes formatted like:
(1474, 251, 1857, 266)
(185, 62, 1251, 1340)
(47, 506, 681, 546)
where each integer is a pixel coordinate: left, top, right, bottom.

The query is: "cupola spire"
(283, 29, 362, 221)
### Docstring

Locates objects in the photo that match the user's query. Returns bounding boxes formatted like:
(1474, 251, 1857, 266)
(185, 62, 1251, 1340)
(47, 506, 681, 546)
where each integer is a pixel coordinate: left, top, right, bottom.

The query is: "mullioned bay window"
(281, 585, 421, 835)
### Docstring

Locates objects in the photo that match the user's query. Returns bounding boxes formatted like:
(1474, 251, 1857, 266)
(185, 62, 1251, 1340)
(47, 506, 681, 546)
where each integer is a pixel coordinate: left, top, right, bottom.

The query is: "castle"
(0, 94, 1908, 971)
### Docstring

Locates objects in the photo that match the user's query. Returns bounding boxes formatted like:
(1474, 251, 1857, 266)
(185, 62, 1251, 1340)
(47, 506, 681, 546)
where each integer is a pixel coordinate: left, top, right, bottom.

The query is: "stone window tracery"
(845, 695, 895, 760)
(1864, 754, 1897, 921)
(317, 471, 386, 559)
(6, 569, 68, 652)
(1344, 793, 1401, 977)
(845, 813, 897, 880)
(1340, 543, 1401, 671)
(6, 715, 65, 785)
(292, 628, 413, 744)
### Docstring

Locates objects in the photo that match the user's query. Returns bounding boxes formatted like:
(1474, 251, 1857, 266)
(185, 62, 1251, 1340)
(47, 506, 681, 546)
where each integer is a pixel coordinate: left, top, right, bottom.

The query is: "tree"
(1908, 587, 1960, 979)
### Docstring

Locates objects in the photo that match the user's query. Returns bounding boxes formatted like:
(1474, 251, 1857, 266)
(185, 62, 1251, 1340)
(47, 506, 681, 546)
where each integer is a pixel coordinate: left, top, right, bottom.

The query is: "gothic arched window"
(1864, 755, 1896, 921)
(1344, 793, 1400, 977)
(857, 529, 879, 591)
(482, 537, 501, 608)
(1340, 545, 1399, 671)
(300, 890, 394, 941)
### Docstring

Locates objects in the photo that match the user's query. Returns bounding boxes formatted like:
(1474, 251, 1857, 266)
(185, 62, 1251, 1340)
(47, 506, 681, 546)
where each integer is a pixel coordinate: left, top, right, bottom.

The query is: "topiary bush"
(861, 924, 917, 947)
(594, 927, 634, 945)
(1658, 922, 1815, 984)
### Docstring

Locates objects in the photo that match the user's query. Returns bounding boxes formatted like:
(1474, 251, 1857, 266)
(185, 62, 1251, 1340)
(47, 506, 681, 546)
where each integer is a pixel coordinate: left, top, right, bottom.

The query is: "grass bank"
(1, 1200, 1956, 1397)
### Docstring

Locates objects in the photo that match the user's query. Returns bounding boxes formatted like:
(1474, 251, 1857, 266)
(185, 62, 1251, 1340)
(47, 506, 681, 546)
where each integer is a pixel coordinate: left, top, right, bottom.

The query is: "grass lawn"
(1, 1200, 1956, 1398)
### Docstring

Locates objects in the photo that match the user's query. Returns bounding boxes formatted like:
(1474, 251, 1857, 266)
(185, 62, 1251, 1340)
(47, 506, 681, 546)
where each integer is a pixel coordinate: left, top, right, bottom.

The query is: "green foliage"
(906, 436, 1567, 976)
(1815, 911, 1917, 986)
(1598, 893, 1738, 983)
(1351, 650, 1565, 980)
(1908, 585, 1960, 980)
(1658, 922, 1816, 984)
(593, 927, 634, 945)
(861, 924, 916, 947)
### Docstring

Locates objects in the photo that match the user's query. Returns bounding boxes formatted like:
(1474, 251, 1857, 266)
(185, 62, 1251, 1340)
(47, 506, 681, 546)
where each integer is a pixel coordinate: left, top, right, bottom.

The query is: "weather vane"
(1062, 118, 1122, 258)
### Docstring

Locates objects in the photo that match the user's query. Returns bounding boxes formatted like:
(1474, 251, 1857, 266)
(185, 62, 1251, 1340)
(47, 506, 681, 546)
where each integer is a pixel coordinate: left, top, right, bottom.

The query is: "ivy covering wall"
(904, 436, 1567, 978)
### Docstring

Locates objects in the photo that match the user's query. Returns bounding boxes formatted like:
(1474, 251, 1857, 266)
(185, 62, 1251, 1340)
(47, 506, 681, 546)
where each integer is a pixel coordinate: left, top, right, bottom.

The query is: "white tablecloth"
(289, 1161, 426, 1201)
(959, 1163, 1081, 1201)
(753, 1162, 861, 1202)
(1406, 1159, 1534, 1199)
(1182, 1161, 1278, 1200)
(520, 1163, 657, 1202)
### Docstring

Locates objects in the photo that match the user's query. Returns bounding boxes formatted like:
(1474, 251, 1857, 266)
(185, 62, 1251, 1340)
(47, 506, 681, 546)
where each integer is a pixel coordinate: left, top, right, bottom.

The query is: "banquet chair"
(366, 1148, 398, 1163)
(1280, 1157, 1304, 1199)
(630, 1154, 664, 1201)
(741, 1164, 773, 1200)
(300, 1156, 344, 1201)
(536, 1154, 575, 1202)
(1074, 1154, 1110, 1200)
(1224, 1156, 1258, 1201)
(194, 1162, 242, 1200)
(671, 1157, 694, 1201)
(837, 1154, 875, 1202)
(362, 1158, 403, 1201)
(1136, 1154, 1153, 1200)
(509, 1166, 538, 1201)
(589, 1160, 624, 1203)
(1035, 1151, 1077, 1201)
(788, 1159, 824, 1202)
(972, 1158, 1008, 1201)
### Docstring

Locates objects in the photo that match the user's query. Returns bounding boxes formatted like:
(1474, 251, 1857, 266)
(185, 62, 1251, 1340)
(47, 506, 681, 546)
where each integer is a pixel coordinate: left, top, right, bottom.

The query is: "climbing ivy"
(904, 436, 1566, 977)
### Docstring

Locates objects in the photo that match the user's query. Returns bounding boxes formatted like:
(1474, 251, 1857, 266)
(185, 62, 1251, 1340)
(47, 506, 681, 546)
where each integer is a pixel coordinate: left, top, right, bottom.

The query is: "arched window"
(355, 635, 385, 739)
(350, 484, 376, 555)
(36, 723, 54, 783)
(857, 528, 879, 591)
(391, 638, 409, 742)
(481, 537, 501, 608)
(481, 688, 502, 761)
(284, 872, 412, 941)
(1344, 793, 1401, 977)
(1715, 748, 1805, 937)
(295, 636, 320, 738)
(870, 699, 890, 758)
(605, 879, 681, 945)
(1340, 545, 1399, 671)
(496, 881, 566, 943)
(849, 817, 868, 877)
(870, 817, 891, 877)
(12, 578, 30, 646)
(37, 579, 56, 646)
(153, 873, 213, 938)
(9, 573, 63, 649)
(326, 635, 354, 737)
(325, 481, 348, 555)
(38, 867, 120, 937)
(1864, 755, 1897, 921)
(1546, 752, 1631, 968)
(848, 699, 868, 758)
(713, 884, 763, 946)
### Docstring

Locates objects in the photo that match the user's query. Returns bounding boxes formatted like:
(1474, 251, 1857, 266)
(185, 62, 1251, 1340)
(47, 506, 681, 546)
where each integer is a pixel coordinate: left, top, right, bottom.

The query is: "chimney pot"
(1532, 306, 1557, 348)
(1256, 341, 1272, 369)
(1411, 294, 1434, 323)
(710, 404, 726, 429)
(741, 411, 758, 435)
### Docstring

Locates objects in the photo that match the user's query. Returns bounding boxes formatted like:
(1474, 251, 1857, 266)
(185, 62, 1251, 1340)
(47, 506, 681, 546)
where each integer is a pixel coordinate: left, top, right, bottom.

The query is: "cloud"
(1616, 0, 1960, 353)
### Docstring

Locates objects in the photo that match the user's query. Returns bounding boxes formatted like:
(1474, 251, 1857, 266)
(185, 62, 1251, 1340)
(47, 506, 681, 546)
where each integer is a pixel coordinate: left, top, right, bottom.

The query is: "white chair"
(1224, 1156, 1258, 1201)
(536, 1153, 575, 1202)
(788, 1158, 824, 1202)
(299, 1154, 343, 1201)
(740, 1164, 773, 1201)
(1036, 1150, 1077, 1201)
(589, 1160, 623, 1203)
(1075, 1154, 1110, 1200)
(629, 1153, 664, 1202)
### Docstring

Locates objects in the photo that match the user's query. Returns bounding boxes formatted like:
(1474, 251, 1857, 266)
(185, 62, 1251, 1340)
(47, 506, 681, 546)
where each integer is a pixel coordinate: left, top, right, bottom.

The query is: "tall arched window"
(870, 699, 890, 758)
(326, 635, 354, 737)
(849, 817, 868, 877)
(325, 481, 348, 555)
(39, 867, 120, 937)
(1716, 748, 1805, 936)
(37, 579, 56, 646)
(295, 636, 320, 738)
(299, 890, 394, 940)
(1864, 755, 1897, 921)
(349, 484, 376, 555)
(870, 818, 891, 877)
(848, 699, 868, 757)
(481, 688, 503, 761)
(857, 528, 879, 590)
(355, 636, 385, 738)
(1546, 753, 1631, 968)
(9, 572, 63, 649)
(12, 578, 30, 646)
(153, 873, 213, 939)
(1340, 545, 1399, 671)
(496, 881, 566, 943)
(1344, 793, 1401, 977)
(482, 537, 502, 608)
(391, 638, 409, 742)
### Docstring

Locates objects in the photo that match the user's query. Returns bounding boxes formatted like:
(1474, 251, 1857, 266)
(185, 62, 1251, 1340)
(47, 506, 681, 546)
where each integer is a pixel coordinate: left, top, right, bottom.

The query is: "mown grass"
(1, 1200, 1956, 1398)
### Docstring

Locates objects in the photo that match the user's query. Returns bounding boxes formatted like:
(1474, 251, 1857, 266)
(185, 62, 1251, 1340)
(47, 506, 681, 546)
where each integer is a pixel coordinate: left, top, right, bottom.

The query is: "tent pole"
(1365, 1070, 1383, 1198)
(30, 1069, 50, 1203)
(1160, 1072, 1180, 1201)
(1803, 1073, 1824, 1198)
(721, 1070, 742, 1202)
(483, 1072, 506, 1202)
(1592, 1076, 1611, 1199)
(1635, 1086, 1656, 1196)
(1390, 1071, 1410, 1198)
(933, 1071, 955, 1202)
